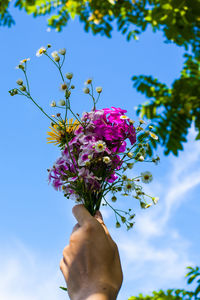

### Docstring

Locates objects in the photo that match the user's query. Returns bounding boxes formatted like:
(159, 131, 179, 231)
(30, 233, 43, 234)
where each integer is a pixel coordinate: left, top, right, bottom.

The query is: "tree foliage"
(2, 0, 200, 156)
(133, 54, 200, 156)
(128, 266, 200, 300)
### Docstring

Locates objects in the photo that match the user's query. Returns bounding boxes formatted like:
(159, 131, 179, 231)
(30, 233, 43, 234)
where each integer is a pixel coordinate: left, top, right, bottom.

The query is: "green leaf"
(59, 286, 68, 292)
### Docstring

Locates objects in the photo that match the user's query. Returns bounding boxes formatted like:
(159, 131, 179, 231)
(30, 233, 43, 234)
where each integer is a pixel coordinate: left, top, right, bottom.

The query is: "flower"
(149, 131, 158, 140)
(85, 78, 92, 84)
(59, 99, 66, 106)
(141, 171, 153, 183)
(94, 140, 106, 152)
(96, 86, 102, 93)
(51, 51, 58, 58)
(127, 152, 133, 158)
(65, 73, 73, 79)
(47, 118, 80, 146)
(120, 115, 129, 120)
(51, 51, 60, 62)
(83, 87, 90, 94)
(16, 79, 23, 85)
(20, 58, 30, 64)
(124, 181, 135, 193)
(59, 48, 66, 55)
(36, 47, 46, 57)
(103, 156, 111, 164)
(60, 83, 68, 91)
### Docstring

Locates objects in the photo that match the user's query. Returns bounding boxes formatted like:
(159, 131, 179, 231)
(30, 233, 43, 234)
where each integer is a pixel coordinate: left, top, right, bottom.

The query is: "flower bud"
(127, 152, 133, 158)
(47, 44, 51, 48)
(96, 86, 102, 93)
(121, 216, 126, 223)
(59, 100, 66, 106)
(20, 85, 26, 91)
(83, 87, 90, 94)
(71, 85, 75, 89)
(60, 83, 68, 91)
(18, 64, 25, 70)
(59, 48, 66, 55)
(66, 72, 73, 80)
(127, 163, 134, 169)
(54, 55, 60, 62)
(138, 155, 144, 161)
(50, 101, 56, 107)
(116, 221, 121, 228)
(111, 196, 117, 202)
(86, 78, 92, 84)
(16, 79, 23, 85)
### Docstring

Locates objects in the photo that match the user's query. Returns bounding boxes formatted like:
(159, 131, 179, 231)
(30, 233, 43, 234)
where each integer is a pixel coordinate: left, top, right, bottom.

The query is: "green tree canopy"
(3, 0, 200, 156)
(128, 266, 200, 300)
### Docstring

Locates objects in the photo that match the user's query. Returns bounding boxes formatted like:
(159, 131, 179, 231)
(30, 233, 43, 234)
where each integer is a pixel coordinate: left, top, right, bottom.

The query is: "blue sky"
(1, 5, 200, 300)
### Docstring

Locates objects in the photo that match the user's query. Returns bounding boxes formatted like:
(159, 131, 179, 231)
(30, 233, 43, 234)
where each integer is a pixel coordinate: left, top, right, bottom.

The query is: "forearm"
(73, 285, 118, 300)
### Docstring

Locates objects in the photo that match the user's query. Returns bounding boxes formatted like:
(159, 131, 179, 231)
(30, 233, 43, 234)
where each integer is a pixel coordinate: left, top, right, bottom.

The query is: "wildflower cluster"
(9, 45, 160, 229)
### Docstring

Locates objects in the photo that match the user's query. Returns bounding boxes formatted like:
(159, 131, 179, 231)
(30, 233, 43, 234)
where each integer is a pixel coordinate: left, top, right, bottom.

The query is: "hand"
(60, 204, 123, 300)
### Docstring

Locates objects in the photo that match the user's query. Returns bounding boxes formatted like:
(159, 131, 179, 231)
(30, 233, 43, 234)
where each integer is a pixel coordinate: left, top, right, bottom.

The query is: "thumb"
(94, 210, 103, 221)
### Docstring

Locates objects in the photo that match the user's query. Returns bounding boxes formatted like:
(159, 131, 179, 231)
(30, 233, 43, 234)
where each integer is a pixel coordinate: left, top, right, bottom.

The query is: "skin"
(60, 204, 123, 300)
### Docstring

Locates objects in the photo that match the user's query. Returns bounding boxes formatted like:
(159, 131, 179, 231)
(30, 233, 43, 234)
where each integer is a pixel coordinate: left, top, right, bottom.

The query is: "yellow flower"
(47, 118, 80, 146)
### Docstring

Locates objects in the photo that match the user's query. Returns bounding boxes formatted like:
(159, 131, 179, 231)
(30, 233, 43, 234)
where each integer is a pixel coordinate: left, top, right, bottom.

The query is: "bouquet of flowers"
(9, 45, 160, 229)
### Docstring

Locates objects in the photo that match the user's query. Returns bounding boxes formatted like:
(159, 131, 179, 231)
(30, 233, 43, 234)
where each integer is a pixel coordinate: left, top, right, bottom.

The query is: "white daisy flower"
(36, 47, 46, 57)
(103, 156, 111, 164)
(124, 181, 135, 193)
(51, 51, 58, 58)
(120, 115, 129, 120)
(20, 58, 30, 64)
(94, 140, 106, 152)
(149, 131, 158, 140)
(141, 171, 153, 183)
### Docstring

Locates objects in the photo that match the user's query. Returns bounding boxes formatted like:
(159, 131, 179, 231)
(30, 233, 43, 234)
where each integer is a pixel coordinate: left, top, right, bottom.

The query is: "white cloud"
(0, 240, 68, 300)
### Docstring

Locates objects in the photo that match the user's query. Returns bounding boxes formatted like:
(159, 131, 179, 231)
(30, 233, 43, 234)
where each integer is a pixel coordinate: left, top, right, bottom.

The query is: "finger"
(94, 210, 103, 220)
(95, 211, 111, 238)
(71, 223, 80, 234)
(60, 258, 69, 280)
(72, 204, 93, 226)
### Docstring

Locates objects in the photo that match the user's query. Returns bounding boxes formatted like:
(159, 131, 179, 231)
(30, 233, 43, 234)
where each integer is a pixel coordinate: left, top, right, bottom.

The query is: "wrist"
(72, 284, 119, 300)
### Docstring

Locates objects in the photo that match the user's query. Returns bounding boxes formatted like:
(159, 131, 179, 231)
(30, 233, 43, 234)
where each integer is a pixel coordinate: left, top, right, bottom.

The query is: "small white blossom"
(65, 72, 73, 80)
(120, 115, 129, 120)
(20, 58, 30, 64)
(141, 171, 153, 184)
(138, 155, 144, 161)
(103, 156, 111, 164)
(16, 79, 23, 85)
(36, 47, 46, 57)
(94, 140, 106, 153)
(59, 48, 66, 55)
(124, 181, 135, 193)
(149, 131, 158, 140)
(127, 152, 133, 158)
(96, 86, 102, 93)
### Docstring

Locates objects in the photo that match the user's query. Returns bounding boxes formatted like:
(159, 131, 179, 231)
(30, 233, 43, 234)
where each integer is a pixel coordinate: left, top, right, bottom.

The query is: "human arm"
(60, 204, 123, 300)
